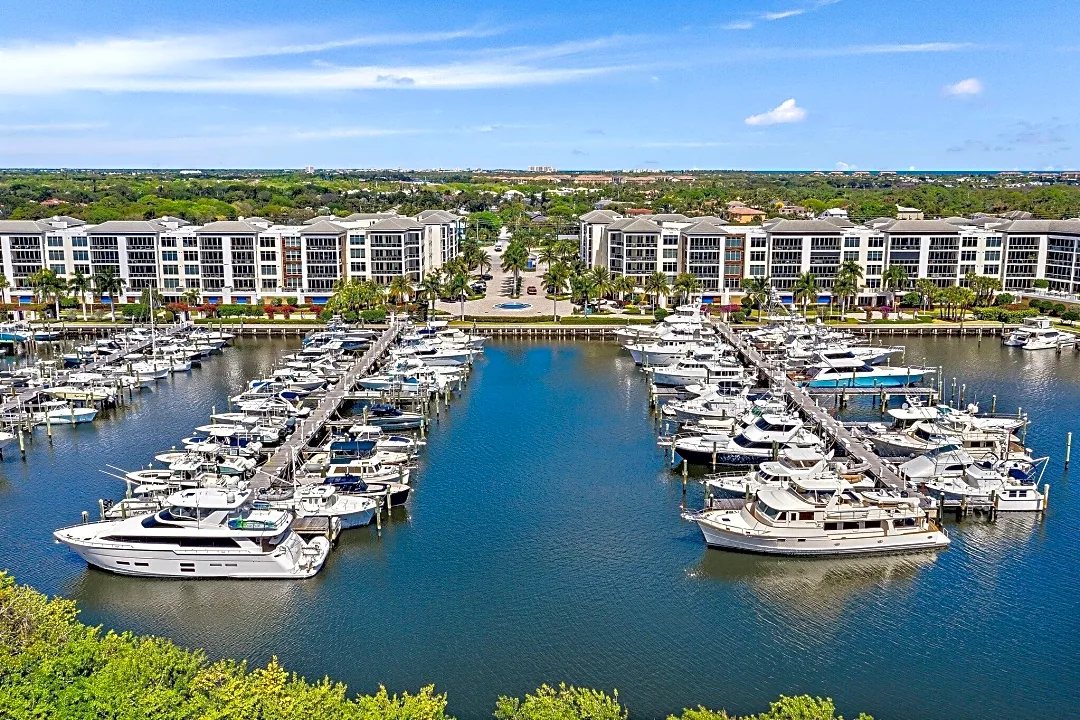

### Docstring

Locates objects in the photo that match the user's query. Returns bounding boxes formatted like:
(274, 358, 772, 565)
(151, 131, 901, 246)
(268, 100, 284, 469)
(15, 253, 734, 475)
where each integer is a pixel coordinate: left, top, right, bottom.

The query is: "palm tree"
(536, 239, 561, 271)
(570, 272, 596, 314)
(387, 275, 414, 306)
(673, 271, 702, 306)
(541, 265, 570, 321)
(359, 279, 386, 310)
(643, 271, 671, 310)
(0, 274, 9, 305)
(792, 271, 820, 317)
(554, 238, 578, 265)
(67, 269, 92, 321)
(837, 259, 864, 284)
(501, 241, 529, 298)
(741, 276, 771, 323)
(94, 267, 126, 322)
(612, 274, 636, 305)
(446, 271, 470, 320)
(28, 268, 67, 321)
(882, 264, 909, 313)
(832, 274, 858, 320)
(914, 278, 938, 313)
(475, 249, 492, 278)
(416, 271, 443, 319)
(590, 266, 613, 304)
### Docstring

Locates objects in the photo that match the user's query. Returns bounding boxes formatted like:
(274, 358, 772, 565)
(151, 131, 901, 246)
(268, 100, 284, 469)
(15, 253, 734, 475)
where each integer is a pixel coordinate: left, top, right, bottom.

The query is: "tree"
(387, 275, 414, 305)
(569, 272, 596, 313)
(612, 274, 636, 305)
(28, 268, 67, 320)
(914, 278, 938, 312)
(792, 271, 820, 317)
(183, 287, 201, 307)
(882, 264, 909, 312)
(93, 267, 126, 322)
(501, 241, 530, 298)
(475, 249, 492, 277)
(741, 276, 771, 323)
(541, 266, 569, 321)
(590, 266, 614, 303)
(446, 271, 470, 320)
(643, 271, 671, 310)
(416, 271, 443, 319)
(832, 274, 858, 319)
(536, 238, 562, 271)
(0, 273, 10, 305)
(672, 271, 702, 306)
(67, 269, 92, 321)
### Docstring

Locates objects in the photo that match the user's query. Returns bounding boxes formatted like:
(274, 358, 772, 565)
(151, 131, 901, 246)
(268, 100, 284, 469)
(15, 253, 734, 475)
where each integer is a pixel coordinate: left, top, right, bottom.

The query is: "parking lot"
(433, 246, 575, 318)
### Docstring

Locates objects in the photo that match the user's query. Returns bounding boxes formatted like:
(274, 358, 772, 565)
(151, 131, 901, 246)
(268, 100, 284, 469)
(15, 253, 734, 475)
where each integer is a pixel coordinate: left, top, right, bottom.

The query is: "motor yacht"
(793, 357, 933, 388)
(705, 448, 873, 498)
(1003, 316, 1076, 350)
(53, 487, 331, 578)
(268, 484, 378, 528)
(674, 413, 822, 466)
(687, 477, 949, 556)
(650, 358, 751, 389)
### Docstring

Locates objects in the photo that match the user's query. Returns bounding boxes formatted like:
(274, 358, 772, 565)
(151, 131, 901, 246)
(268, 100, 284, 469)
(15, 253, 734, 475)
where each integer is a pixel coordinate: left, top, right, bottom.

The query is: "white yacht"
(861, 407, 1017, 459)
(32, 400, 98, 424)
(794, 357, 933, 388)
(269, 484, 378, 529)
(650, 358, 750, 389)
(705, 448, 873, 498)
(1003, 316, 1076, 350)
(687, 478, 949, 556)
(674, 413, 822, 466)
(53, 487, 331, 578)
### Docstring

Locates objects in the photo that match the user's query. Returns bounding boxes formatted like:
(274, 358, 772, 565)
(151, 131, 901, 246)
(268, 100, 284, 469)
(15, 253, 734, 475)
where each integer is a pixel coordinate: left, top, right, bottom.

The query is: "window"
(72, 250, 89, 261)
(183, 237, 198, 247)
(663, 235, 679, 246)
(259, 237, 277, 248)
(349, 235, 365, 246)
(261, 278, 276, 289)
(867, 250, 883, 262)
(960, 251, 977, 262)
(163, 265, 178, 275)
(184, 265, 200, 275)
(867, 265, 882, 275)
(983, 265, 1000, 275)
(751, 237, 767, 248)
(164, 278, 180, 289)
(259, 251, 277, 262)
(844, 237, 860, 247)
(984, 250, 1000, 261)
(72, 237, 88, 247)
(261, 265, 277, 276)
(843, 251, 859, 261)
(749, 265, 766, 276)
(663, 248, 678, 259)
(750, 251, 766, 262)
(868, 236, 885, 247)
(47, 236, 63, 247)
(162, 250, 178, 261)
(350, 262, 367, 273)
(48, 250, 64, 261)
(662, 262, 678, 272)
(962, 237, 978, 247)
(183, 251, 198, 262)
(49, 264, 65, 274)
(985, 237, 1002, 248)
(161, 237, 177, 247)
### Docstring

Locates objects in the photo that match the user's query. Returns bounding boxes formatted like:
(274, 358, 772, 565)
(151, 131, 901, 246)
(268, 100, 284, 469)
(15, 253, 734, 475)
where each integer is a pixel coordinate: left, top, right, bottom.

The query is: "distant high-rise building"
(528, 165, 556, 173)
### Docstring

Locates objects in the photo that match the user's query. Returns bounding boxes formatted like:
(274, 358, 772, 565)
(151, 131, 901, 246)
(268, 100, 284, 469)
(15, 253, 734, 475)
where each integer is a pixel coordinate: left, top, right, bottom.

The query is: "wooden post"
(1066, 432, 1073, 468)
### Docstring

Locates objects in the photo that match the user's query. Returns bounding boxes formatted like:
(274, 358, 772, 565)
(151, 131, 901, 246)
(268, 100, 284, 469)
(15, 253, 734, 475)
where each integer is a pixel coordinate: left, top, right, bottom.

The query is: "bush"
(901, 291, 922, 308)
(361, 308, 388, 323)
(731, 310, 747, 323)
(994, 293, 1015, 306)
(623, 304, 639, 313)
(60, 297, 80, 308)
(654, 308, 671, 322)
(1033, 278, 1050, 289)
(1052, 303, 1067, 317)
(560, 316, 654, 325)
(1061, 311, 1079, 324)
(317, 308, 334, 322)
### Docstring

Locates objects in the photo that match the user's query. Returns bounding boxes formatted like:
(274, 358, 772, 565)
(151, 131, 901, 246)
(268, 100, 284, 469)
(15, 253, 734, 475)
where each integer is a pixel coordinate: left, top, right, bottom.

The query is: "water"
(1, 337, 1078, 719)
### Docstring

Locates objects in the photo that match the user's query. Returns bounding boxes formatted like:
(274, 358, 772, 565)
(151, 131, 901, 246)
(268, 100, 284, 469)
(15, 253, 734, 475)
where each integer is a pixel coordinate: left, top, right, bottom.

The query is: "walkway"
(255, 321, 404, 488)
(714, 321, 905, 489)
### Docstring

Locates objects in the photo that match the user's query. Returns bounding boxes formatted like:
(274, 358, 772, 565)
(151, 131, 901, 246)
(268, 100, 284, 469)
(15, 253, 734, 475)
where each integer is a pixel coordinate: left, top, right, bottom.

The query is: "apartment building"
(575, 210, 1080, 305)
(0, 209, 463, 307)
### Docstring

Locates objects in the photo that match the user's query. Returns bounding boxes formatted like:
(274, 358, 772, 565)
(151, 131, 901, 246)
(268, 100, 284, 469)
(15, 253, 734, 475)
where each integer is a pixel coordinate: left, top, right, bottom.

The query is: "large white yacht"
(861, 406, 1019, 459)
(1003, 316, 1076, 350)
(53, 488, 331, 578)
(705, 448, 874, 499)
(687, 478, 949, 556)
(793, 357, 934, 388)
(650, 358, 751, 388)
(674, 413, 822, 466)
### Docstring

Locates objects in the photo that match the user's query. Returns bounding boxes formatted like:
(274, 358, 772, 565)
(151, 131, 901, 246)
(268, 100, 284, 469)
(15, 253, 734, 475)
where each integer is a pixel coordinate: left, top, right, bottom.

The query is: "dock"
(255, 321, 405, 488)
(0, 322, 188, 417)
(712, 321, 908, 489)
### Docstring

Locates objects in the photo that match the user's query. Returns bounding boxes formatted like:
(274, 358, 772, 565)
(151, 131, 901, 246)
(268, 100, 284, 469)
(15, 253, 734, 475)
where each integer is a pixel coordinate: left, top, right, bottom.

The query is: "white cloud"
(722, 21, 755, 30)
(0, 29, 618, 95)
(944, 77, 983, 96)
(835, 161, 856, 171)
(745, 98, 807, 126)
(763, 9, 806, 20)
(0, 122, 106, 132)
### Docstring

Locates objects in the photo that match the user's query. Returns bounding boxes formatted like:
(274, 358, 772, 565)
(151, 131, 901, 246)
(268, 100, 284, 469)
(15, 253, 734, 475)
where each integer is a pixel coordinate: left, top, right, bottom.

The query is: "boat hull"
(695, 519, 950, 556)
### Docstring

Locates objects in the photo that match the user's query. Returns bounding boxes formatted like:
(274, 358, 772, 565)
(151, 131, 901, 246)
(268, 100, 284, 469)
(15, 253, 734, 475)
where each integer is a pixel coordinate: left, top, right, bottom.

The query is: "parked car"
(527, 286, 537, 295)
(480, 273, 493, 281)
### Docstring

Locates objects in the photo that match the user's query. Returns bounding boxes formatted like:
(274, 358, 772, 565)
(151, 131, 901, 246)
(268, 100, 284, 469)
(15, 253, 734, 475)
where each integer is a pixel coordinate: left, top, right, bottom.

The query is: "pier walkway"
(255, 321, 404, 488)
(0, 322, 188, 417)
(713, 322, 906, 489)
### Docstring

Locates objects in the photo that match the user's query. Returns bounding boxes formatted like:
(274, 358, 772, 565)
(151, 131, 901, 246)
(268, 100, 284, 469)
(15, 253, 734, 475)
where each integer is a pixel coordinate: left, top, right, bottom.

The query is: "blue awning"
(311, 296, 330, 305)
(234, 297, 248, 304)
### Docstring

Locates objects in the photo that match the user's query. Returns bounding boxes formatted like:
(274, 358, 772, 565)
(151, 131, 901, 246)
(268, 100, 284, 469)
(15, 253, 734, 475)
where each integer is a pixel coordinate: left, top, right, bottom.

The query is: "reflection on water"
(690, 548, 936, 617)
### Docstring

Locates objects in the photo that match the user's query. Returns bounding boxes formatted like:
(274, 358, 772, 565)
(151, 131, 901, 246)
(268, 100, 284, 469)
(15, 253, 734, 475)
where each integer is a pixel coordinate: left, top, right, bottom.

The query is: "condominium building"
(576, 210, 1080, 303)
(0, 210, 464, 306)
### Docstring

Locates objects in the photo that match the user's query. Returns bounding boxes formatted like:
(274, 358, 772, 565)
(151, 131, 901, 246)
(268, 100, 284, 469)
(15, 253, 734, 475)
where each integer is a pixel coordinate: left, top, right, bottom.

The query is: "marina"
(0, 329, 1076, 718)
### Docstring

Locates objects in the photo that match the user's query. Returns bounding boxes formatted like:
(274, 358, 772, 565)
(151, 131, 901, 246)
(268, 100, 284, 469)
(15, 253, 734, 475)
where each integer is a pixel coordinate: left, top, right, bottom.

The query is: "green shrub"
(731, 310, 747, 323)
(1052, 303, 1067, 316)
(654, 308, 671, 322)
(318, 308, 334, 322)
(901, 291, 921, 308)
(623, 304, 639, 313)
(994, 293, 1015, 306)
(361, 308, 387, 323)
(559, 316, 654, 325)
(1061, 310, 1079, 324)
(1033, 278, 1050, 289)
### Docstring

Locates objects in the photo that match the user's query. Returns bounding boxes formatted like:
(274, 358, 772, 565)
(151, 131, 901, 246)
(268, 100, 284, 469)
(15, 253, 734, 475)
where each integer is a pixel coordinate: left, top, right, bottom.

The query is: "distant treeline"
(4, 170, 1080, 227)
(0, 573, 870, 720)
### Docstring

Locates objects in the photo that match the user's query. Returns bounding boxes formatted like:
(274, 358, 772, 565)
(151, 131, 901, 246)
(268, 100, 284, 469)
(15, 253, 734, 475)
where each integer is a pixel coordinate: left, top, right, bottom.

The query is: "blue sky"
(1, 0, 1077, 170)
